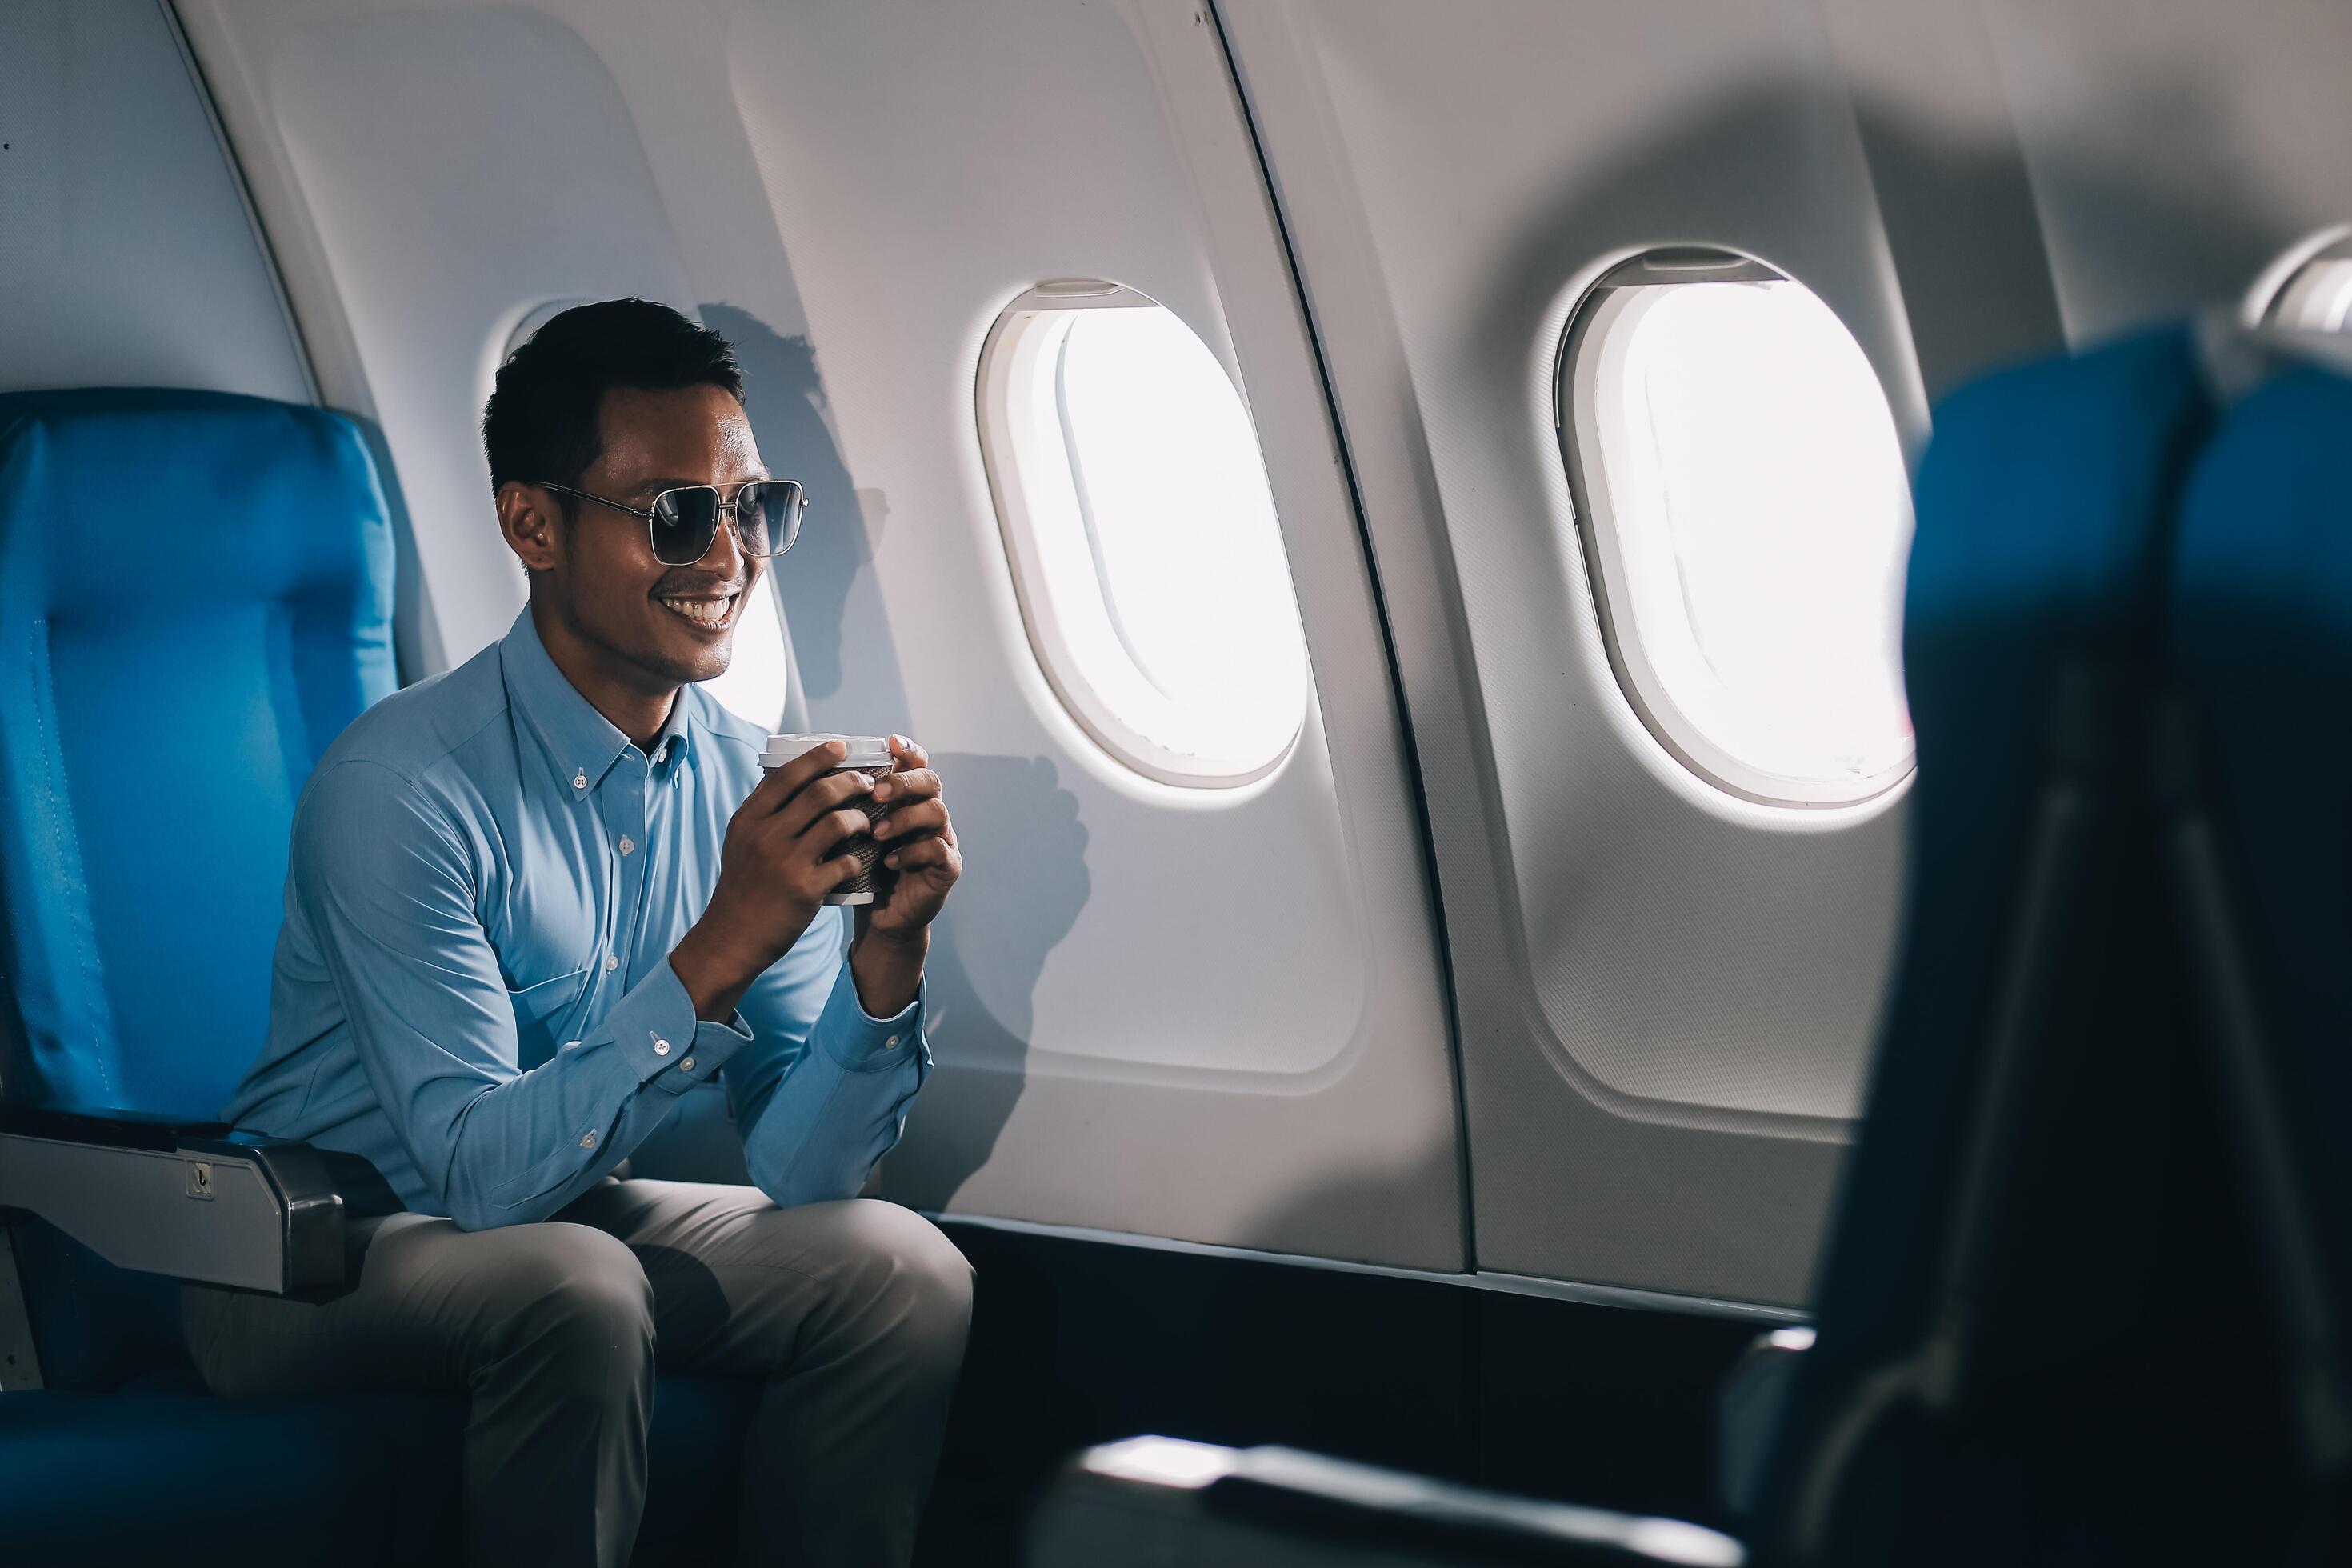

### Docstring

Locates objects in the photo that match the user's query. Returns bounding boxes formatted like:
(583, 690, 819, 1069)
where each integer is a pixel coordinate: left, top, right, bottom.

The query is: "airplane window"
(1558, 250, 1914, 806)
(978, 282, 1310, 788)
(2255, 230, 2352, 332)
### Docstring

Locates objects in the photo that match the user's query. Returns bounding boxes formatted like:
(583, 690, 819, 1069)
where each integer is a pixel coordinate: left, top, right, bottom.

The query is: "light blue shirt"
(222, 609, 929, 1230)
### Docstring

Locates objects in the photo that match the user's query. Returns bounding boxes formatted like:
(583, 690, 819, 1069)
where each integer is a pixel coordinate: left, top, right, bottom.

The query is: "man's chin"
(634, 626, 733, 689)
(666, 644, 734, 687)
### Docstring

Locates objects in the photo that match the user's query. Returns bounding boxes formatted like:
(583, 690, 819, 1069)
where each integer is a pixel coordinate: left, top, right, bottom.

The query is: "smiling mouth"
(654, 589, 742, 631)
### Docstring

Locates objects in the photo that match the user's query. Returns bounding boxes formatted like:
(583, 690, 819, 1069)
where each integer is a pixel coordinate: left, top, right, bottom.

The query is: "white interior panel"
(181, 0, 1463, 1270)
(1220, 0, 2352, 1305)
(723, 0, 1458, 1262)
(1981, 0, 2352, 342)
(1220, 0, 1955, 1305)
(0, 0, 307, 402)
(260, 7, 698, 673)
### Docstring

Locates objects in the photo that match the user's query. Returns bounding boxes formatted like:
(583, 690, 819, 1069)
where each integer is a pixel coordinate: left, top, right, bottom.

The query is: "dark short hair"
(482, 298, 742, 501)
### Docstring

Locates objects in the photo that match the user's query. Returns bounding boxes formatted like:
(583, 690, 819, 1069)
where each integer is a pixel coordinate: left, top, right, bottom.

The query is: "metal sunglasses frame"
(535, 478, 805, 565)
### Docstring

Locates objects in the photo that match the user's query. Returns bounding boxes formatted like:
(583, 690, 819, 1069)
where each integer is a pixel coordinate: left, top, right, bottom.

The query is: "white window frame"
(1554, 248, 1916, 808)
(975, 280, 1307, 788)
(2244, 224, 2352, 333)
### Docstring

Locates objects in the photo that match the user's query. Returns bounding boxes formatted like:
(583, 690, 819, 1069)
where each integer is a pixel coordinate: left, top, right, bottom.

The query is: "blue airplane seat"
(0, 389, 756, 1563)
(2164, 358, 2352, 1539)
(1743, 327, 2296, 1563)
(0, 388, 398, 1120)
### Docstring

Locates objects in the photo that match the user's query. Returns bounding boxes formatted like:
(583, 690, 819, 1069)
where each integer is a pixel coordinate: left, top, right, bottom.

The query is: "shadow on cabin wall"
(628, 305, 1092, 1204)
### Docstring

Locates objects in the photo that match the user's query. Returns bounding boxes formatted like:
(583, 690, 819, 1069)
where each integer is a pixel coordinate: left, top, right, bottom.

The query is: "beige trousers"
(181, 1181, 974, 1568)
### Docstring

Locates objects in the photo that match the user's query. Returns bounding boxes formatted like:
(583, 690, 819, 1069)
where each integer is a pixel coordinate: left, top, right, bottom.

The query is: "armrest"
(1716, 1326, 1814, 1522)
(1025, 1437, 1744, 1568)
(0, 1105, 396, 1296)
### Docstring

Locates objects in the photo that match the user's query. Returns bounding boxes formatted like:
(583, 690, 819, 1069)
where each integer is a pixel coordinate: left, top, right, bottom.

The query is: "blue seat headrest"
(0, 389, 397, 1118)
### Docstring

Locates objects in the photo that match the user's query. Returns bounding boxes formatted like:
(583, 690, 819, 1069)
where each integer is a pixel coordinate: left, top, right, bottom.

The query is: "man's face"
(538, 383, 766, 692)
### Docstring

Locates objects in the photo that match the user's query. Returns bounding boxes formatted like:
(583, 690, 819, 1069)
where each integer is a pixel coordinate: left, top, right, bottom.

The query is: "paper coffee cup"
(762, 733, 896, 906)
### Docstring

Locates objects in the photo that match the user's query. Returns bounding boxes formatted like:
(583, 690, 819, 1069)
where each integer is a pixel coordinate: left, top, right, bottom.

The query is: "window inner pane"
(1580, 276, 1914, 801)
(1055, 306, 1308, 743)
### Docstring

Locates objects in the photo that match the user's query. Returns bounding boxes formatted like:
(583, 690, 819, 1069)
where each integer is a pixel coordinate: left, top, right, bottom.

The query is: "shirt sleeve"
(293, 760, 746, 1230)
(724, 906, 931, 1208)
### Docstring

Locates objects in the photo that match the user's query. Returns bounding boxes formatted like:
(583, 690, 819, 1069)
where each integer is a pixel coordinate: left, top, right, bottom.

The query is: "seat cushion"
(0, 1380, 462, 1566)
(0, 1369, 759, 1566)
(0, 388, 397, 1119)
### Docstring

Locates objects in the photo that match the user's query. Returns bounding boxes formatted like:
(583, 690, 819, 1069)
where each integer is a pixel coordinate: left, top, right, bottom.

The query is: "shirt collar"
(499, 610, 696, 799)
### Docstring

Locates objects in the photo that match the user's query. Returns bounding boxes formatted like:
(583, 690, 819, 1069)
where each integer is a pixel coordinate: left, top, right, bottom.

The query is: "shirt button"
(679, 1057, 695, 1072)
(653, 1038, 670, 1056)
(618, 836, 635, 857)
(603, 954, 619, 973)
(579, 1130, 598, 1149)
(885, 1034, 901, 1050)
(573, 771, 588, 790)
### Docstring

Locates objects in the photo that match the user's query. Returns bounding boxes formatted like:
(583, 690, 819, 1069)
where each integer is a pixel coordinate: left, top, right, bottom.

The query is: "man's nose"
(706, 499, 750, 578)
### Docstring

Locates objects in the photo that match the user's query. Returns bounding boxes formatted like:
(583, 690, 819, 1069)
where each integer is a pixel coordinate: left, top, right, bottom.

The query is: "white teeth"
(658, 595, 736, 629)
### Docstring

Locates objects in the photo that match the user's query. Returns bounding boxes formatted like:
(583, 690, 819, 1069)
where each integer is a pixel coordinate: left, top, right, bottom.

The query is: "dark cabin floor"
(914, 1221, 1763, 1567)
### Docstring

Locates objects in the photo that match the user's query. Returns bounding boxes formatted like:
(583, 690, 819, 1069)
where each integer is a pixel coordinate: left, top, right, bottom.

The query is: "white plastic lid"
(761, 732, 893, 770)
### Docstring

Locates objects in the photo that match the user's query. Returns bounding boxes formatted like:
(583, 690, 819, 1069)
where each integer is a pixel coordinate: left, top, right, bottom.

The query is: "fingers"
(884, 835, 962, 878)
(887, 734, 929, 772)
(801, 803, 880, 857)
(774, 767, 878, 837)
(781, 838, 862, 907)
(869, 797, 950, 846)
(739, 740, 847, 818)
(870, 766, 937, 806)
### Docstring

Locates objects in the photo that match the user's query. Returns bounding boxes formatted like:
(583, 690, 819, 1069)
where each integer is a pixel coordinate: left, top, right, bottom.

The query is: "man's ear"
(497, 482, 564, 575)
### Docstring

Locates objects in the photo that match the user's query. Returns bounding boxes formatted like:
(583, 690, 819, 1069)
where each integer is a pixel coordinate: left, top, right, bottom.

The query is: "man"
(183, 299, 971, 1567)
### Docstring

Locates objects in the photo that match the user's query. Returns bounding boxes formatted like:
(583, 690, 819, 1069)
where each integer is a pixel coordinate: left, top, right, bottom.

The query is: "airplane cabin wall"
(1215, 0, 2352, 1305)
(15, 0, 2351, 1306)
(0, 0, 308, 403)
(175, 0, 1465, 1271)
(1977, 0, 2352, 340)
(1218, 0, 1924, 1308)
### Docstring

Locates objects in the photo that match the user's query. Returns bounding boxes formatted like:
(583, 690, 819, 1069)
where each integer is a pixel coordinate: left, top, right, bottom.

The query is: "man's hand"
(850, 736, 961, 1016)
(672, 740, 874, 1021)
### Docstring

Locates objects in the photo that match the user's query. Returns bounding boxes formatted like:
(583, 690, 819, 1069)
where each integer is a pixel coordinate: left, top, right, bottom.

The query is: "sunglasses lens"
(737, 481, 802, 557)
(650, 488, 721, 565)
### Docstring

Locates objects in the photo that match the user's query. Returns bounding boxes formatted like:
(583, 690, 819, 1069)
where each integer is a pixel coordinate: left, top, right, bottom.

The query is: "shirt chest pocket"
(505, 966, 591, 1070)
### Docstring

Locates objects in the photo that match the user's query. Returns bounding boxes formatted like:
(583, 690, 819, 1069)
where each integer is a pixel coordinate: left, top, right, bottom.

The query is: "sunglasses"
(537, 479, 806, 566)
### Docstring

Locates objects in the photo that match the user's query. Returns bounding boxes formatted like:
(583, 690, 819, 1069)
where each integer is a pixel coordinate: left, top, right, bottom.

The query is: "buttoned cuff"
(815, 962, 925, 1073)
(608, 959, 754, 1092)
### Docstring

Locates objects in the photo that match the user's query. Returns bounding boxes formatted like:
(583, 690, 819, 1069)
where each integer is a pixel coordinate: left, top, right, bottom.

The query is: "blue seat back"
(0, 389, 396, 1120)
(1798, 325, 2209, 1382)
(1755, 330, 2294, 1561)
(2168, 359, 2352, 1469)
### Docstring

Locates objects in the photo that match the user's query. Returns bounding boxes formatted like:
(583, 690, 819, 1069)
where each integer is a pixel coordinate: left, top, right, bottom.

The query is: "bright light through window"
(702, 572, 791, 728)
(978, 284, 1310, 786)
(1562, 255, 1914, 806)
